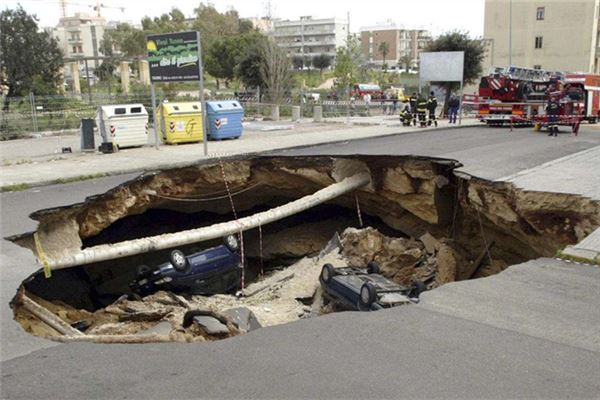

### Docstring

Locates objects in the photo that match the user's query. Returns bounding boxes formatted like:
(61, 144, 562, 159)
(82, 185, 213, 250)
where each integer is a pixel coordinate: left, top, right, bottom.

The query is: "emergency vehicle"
(350, 84, 385, 99)
(474, 66, 600, 130)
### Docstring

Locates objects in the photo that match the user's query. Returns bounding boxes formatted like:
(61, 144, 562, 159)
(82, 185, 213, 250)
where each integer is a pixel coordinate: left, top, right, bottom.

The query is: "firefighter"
(427, 91, 438, 127)
(409, 92, 418, 125)
(417, 94, 428, 127)
(400, 105, 412, 126)
(546, 96, 560, 137)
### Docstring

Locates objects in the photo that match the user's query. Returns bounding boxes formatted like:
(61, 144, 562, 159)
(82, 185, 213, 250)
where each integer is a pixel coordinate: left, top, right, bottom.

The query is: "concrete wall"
(484, 0, 599, 73)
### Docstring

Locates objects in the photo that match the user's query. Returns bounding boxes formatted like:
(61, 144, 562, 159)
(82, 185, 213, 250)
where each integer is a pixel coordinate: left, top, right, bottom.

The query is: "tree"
(425, 31, 486, 111)
(206, 38, 239, 88)
(237, 51, 264, 90)
(97, 31, 118, 82)
(292, 56, 304, 70)
(312, 54, 331, 78)
(378, 42, 390, 68)
(333, 37, 366, 92)
(141, 8, 188, 34)
(103, 23, 145, 58)
(260, 39, 292, 104)
(399, 54, 412, 73)
(191, 5, 255, 59)
(236, 34, 269, 90)
(0, 6, 63, 99)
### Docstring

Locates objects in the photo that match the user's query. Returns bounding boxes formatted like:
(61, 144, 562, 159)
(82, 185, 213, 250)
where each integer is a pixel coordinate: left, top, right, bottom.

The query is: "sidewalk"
(0, 119, 477, 190)
(498, 145, 600, 200)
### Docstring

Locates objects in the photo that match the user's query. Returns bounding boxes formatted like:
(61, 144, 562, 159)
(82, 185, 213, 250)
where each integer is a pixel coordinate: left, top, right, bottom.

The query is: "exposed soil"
(7, 155, 600, 343)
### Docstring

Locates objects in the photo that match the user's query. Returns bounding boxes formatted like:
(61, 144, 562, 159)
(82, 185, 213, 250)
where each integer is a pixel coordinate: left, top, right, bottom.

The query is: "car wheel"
(359, 282, 377, 308)
(170, 250, 188, 272)
(136, 264, 151, 277)
(224, 234, 239, 252)
(320, 263, 337, 284)
(366, 261, 380, 274)
(410, 280, 427, 298)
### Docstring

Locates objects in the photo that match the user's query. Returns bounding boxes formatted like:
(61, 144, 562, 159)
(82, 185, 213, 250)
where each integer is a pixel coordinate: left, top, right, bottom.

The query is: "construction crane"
(58, 0, 125, 18)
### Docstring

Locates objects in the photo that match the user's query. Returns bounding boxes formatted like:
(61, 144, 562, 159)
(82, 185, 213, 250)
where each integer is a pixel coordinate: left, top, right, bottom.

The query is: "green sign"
(146, 31, 200, 82)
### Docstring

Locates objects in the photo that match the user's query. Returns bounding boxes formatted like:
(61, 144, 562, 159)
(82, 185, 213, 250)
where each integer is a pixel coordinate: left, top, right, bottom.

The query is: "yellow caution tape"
(33, 232, 52, 278)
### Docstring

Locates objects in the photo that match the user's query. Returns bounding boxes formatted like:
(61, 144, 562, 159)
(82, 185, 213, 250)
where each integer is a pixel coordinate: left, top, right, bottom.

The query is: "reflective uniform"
(546, 100, 560, 136)
(400, 108, 412, 126)
(409, 95, 418, 125)
(427, 95, 438, 127)
(417, 97, 428, 127)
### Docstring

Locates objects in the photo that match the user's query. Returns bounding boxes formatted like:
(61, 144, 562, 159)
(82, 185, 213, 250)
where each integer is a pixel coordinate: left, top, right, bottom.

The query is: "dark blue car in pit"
(319, 262, 426, 311)
(130, 235, 242, 297)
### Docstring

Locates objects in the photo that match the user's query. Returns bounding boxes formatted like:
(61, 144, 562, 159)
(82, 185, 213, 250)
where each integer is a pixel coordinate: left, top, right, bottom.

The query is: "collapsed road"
(5, 155, 599, 343)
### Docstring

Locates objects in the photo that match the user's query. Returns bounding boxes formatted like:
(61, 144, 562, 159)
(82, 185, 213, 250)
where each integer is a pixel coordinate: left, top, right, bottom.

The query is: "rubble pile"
(7, 155, 600, 343)
(12, 227, 479, 343)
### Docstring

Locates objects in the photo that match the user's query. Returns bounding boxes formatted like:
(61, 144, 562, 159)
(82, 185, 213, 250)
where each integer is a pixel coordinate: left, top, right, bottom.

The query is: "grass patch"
(1, 183, 32, 193)
(53, 173, 110, 185)
(556, 250, 600, 265)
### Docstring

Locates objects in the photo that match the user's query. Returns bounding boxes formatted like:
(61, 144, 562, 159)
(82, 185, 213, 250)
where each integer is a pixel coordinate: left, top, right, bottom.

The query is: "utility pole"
(508, 0, 513, 66)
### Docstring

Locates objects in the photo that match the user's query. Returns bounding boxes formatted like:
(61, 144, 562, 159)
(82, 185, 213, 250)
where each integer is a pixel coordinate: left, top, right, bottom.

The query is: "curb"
(0, 123, 481, 193)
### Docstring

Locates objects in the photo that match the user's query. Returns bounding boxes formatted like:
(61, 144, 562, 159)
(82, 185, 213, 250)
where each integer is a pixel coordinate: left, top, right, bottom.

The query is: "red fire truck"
(563, 73, 600, 123)
(476, 66, 600, 131)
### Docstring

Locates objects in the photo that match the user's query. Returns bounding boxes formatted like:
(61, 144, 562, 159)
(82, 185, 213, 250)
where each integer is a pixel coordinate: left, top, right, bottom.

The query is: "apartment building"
(273, 17, 348, 64)
(52, 13, 111, 69)
(360, 23, 432, 68)
(483, 0, 600, 73)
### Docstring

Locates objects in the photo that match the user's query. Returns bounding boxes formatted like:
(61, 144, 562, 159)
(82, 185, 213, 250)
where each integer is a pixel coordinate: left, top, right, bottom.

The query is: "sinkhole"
(7, 155, 600, 343)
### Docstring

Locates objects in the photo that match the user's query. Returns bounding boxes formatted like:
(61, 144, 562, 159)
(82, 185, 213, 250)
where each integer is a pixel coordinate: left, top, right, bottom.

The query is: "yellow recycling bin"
(158, 101, 203, 144)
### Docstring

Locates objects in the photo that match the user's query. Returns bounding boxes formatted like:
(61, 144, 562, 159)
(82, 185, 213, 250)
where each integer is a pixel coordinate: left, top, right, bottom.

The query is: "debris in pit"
(318, 262, 425, 311)
(12, 227, 522, 343)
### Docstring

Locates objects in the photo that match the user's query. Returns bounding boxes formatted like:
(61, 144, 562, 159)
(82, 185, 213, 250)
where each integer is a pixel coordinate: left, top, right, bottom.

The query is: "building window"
(72, 46, 77, 53)
(535, 36, 543, 49)
(536, 7, 545, 20)
(533, 65, 542, 70)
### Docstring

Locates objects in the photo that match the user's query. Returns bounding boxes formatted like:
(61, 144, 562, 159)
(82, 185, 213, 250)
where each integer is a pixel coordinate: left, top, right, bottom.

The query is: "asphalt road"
(0, 174, 137, 362)
(277, 125, 600, 180)
(2, 127, 600, 399)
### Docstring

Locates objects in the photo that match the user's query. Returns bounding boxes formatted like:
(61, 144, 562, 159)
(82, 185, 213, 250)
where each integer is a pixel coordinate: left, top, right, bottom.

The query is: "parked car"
(319, 262, 426, 311)
(130, 235, 242, 297)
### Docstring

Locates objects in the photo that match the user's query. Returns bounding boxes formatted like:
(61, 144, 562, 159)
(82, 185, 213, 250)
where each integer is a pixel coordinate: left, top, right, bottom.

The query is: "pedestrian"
(409, 92, 418, 125)
(399, 105, 412, 126)
(382, 92, 390, 115)
(392, 94, 398, 115)
(448, 95, 460, 124)
(364, 93, 371, 116)
(417, 93, 428, 127)
(427, 91, 438, 127)
(546, 96, 560, 137)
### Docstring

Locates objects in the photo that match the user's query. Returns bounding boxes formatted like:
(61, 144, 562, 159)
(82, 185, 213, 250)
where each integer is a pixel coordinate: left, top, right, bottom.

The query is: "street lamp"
(508, 0, 513, 66)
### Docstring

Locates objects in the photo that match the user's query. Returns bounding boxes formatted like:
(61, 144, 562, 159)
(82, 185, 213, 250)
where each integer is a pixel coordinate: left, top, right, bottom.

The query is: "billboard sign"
(146, 31, 200, 82)
(419, 51, 465, 82)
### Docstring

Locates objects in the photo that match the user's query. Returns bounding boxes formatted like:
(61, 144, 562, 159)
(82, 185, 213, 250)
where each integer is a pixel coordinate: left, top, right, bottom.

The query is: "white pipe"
(46, 173, 371, 270)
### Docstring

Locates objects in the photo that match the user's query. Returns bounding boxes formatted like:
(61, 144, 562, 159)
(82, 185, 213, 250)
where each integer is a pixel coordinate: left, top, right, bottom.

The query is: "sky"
(4, 0, 485, 37)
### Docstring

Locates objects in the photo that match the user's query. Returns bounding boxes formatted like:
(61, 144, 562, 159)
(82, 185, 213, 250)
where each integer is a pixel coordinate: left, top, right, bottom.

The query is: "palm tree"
(378, 42, 390, 69)
(399, 54, 412, 73)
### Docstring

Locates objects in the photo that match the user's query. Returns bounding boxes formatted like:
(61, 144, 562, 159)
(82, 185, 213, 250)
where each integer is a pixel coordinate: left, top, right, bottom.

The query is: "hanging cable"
(355, 193, 364, 228)
(258, 223, 264, 277)
(145, 182, 262, 202)
(475, 207, 494, 266)
(219, 159, 244, 289)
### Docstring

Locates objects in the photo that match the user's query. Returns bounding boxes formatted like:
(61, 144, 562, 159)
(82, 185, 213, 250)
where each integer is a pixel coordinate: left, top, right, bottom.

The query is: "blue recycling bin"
(206, 101, 244, 140)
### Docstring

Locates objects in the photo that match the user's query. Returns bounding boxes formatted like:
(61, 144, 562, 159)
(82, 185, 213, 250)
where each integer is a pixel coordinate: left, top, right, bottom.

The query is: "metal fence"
(0, 89, 408, 140)
(1, 91, 309, 139)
